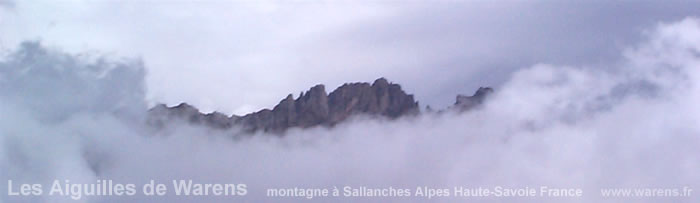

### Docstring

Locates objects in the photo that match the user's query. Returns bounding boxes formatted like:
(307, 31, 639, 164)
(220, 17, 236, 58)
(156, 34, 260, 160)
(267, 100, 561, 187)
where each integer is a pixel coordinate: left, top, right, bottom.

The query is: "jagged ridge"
(148, 78, 491, 133)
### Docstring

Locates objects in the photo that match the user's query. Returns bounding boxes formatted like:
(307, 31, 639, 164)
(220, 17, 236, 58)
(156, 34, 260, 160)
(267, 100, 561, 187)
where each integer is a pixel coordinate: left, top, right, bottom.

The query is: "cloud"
(3, 1, 700, 115)
(1, 17, 700, 203)
(0, 0, 14, 9)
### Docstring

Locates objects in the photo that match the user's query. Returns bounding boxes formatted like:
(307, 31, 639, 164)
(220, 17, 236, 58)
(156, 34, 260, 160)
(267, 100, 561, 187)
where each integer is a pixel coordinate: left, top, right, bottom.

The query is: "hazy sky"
(2, 0, 700, 115)
(2, 2, 700, 202)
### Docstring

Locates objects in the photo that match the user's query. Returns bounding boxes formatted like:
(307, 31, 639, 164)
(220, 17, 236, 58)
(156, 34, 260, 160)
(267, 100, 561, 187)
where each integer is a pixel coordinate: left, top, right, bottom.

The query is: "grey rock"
(146, 78, 491, 135)
(237, 78, 418, 132)
(454, 87, 494, 111)
(147, 103, 237, 129)
(327, 78, 418, 123)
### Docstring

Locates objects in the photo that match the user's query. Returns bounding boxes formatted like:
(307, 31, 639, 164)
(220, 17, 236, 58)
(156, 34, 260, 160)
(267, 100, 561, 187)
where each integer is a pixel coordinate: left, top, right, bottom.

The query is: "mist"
(1, 17, 700, 203)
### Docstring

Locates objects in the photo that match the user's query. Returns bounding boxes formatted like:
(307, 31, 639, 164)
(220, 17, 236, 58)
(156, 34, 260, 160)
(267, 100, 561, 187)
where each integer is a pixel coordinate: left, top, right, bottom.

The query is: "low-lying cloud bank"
(1, 18, 700, 203)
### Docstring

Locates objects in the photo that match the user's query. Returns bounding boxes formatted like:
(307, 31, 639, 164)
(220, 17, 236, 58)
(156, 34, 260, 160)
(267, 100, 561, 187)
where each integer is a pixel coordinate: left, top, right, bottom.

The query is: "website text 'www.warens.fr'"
(600, 187, 692, 197)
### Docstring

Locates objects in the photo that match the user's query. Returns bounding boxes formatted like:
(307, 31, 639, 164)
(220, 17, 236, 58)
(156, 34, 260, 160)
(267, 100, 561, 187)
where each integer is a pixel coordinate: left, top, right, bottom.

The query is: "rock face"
(454, 87, 494, 111)
(238, 78, 419, 132)
(148, 78, 420, 133)
(148, 78, 494, 134)
(328, 78, 419, 122)
(147, 103, 239, 129)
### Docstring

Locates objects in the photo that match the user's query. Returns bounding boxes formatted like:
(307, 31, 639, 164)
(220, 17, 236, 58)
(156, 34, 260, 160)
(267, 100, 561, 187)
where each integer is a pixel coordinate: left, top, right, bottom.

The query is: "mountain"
(147, 78, 491, 133)
(453, 87, 494, 111)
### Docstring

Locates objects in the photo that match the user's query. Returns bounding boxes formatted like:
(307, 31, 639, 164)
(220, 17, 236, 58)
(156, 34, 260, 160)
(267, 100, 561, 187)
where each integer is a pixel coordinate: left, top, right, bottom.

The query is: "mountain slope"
(148, 78, 491, 133)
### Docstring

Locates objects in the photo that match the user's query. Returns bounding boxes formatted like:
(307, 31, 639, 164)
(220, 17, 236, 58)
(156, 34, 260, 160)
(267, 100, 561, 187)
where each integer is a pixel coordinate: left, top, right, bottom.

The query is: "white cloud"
(1, 16, 699, 203)
(3, 1, 700, 115)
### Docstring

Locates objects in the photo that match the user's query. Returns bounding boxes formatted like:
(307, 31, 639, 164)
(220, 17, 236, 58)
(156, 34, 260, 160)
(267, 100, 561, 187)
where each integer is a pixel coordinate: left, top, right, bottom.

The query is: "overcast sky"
(2, 0, 700, 115)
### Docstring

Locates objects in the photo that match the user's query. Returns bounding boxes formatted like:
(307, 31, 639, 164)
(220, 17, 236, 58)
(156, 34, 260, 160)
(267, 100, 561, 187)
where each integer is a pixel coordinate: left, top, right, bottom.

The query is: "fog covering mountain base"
(1, 18, 700, 202)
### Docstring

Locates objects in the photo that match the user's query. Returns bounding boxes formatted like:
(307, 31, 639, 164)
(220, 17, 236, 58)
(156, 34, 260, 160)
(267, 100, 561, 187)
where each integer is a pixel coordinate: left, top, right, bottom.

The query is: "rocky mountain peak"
(239, 78, 418, 132)
(147, 78, 492, 134)
(373, 77, 389, 87)
(325, 77, 418, 124)
(473, 87, 494, 98)
(454, 87, 494, 111)
(147, 102, 237, 129)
